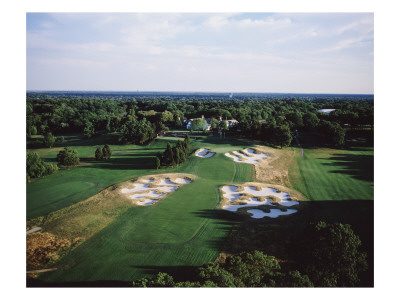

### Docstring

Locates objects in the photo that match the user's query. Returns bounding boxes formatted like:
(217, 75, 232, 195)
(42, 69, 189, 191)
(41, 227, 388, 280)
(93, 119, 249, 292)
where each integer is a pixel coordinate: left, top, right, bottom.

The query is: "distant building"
(318, 108, 336, 114)
(185, 115, 238, 130)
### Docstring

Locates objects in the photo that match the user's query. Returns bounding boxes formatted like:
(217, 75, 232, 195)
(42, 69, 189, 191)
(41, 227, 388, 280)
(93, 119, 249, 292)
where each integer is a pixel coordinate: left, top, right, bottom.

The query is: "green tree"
(154, 156, 160, 169)
(303, 112, 319, 129)
(83, 121, 94, 139)
(95, 147, 103, 160)
(272, 125, 292, 148)
(118, 118, 156, 144)
(56, 136, 65, 144)
(296, 222, 368, 287)
(184, 134, 191, 150)
(102, 144, 112, 159)
(30, 125, 38, 136)
(319, 121, 345, 147)
(56, 147, 80, 166)
(27, 152, 46, 179)
(190, 118, 208, 132)
(26, 152, 58, 181)
(209, 118, 219, 131)
(218, 120, 228, 131)
(43, 132, 55, 148)
(286, 111, 304, 128)
(160, 110, 174, 123)
(132, 272, 175, 287)
(105, 117, 111, 133)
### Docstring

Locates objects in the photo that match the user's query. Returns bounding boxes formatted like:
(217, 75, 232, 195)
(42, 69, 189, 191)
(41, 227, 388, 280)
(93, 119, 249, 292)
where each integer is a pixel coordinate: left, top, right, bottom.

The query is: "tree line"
(27, 93, 373, 149)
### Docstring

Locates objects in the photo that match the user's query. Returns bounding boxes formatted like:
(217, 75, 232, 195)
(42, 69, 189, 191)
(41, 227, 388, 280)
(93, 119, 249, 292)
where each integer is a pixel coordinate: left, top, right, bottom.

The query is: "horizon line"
(26, 90, 374, 96)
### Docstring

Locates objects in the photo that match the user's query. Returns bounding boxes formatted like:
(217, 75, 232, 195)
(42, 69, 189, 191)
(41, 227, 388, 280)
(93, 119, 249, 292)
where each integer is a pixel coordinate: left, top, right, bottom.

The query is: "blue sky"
(26, 13, 374, 94)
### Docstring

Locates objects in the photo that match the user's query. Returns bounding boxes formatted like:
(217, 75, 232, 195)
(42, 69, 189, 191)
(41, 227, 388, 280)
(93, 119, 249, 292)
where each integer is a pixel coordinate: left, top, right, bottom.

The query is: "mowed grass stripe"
(293, 147, 373, 201)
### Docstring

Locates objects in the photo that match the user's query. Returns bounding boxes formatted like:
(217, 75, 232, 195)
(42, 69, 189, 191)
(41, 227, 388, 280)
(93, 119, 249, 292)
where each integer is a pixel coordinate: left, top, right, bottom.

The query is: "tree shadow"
(320, 153, 374, 182)
(84, 156, 155, 170)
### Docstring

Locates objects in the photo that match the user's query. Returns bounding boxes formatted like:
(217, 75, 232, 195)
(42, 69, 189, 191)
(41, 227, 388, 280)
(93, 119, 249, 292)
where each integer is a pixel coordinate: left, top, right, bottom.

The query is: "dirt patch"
(26, 232, 71, 271)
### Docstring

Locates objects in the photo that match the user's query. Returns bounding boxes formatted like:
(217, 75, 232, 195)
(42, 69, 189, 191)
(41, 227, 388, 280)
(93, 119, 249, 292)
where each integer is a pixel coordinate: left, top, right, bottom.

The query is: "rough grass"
(27, 232, 71, 270)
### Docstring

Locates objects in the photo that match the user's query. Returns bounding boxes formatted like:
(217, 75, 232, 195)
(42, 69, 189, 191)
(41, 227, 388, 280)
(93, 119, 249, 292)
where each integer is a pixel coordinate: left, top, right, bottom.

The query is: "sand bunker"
(247, 209, 297, 219)
(225, 148, 268, 164)
(220, 183, 299, 219)
(195, 148, 215, 158)
(120, 174, 194, 206)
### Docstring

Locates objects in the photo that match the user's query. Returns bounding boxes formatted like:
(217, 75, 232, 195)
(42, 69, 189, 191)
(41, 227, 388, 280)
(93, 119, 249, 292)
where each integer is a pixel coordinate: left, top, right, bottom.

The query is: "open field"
(28, 134, 259, 283)
(27, 135, 190, 219)
(27, 132, 373, 285)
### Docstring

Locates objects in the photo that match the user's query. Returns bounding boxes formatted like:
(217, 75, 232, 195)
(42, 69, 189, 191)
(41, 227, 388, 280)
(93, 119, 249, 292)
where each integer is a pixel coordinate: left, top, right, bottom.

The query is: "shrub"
(43, 132, 56, 148)
(56, 136, 65, 143)
(102, 144, 112, 159)
(56, 147, 80, 166)
(95, 147, 103, 160)
(26, 152, 58, 181)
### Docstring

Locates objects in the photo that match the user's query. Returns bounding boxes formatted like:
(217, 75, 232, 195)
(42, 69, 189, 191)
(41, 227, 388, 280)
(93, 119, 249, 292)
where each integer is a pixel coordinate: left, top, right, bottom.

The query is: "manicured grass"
(27, 136, 187, 220)
(31, 133, 255, 282)
(290, 147, 373, 201)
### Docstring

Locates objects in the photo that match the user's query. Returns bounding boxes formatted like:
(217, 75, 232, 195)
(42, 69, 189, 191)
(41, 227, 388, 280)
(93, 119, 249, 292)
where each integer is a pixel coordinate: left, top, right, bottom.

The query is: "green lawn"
(291, 147, 373, 201)
(30, 133, 254, 283)
(28, 132, 374, 285)
(27, 136, 185, 220)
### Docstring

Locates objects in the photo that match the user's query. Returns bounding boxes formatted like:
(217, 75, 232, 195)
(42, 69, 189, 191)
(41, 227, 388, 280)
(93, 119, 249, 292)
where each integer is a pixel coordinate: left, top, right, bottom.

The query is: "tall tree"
(190, 118, 208, 132)
(83, 121, 94, 139)
(102, 144, 112, 159)
(95, 147, 103, 160)
(43, 132, 55, 148)
(272, 125, 292, 148)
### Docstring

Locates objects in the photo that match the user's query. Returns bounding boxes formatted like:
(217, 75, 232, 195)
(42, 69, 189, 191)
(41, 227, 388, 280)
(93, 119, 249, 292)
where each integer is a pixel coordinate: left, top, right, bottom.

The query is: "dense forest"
(26, 92, 373, 149)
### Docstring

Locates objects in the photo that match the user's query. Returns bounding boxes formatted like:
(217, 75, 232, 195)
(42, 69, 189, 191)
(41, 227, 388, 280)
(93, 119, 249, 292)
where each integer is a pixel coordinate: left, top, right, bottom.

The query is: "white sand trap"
(223, 197, 271, 212)
(156, 186, 178, 192)
(142, 178, 155, 183)
(247, 209, 297, 219)
(195, 148, 215, 158)
(225, 148, 268, 164)
(221, 184, 299, 218)
(137, 199, 159, 206)
(157, 178, 178, 186)
(121, 183, 150, 194)
(174, 178, 191, 184)
(121, 174, 194, 206)
(221, 185, 241, 201)
(129, 191, 166, 199)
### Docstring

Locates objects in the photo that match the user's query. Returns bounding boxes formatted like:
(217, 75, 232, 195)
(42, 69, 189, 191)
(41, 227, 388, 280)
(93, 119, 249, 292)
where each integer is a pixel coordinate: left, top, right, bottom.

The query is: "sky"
(26, 13, 374, 94)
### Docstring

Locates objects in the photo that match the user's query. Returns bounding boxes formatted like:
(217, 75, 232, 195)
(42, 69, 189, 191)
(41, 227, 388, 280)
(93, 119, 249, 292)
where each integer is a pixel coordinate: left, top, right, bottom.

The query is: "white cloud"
(26, 13, 374, 93)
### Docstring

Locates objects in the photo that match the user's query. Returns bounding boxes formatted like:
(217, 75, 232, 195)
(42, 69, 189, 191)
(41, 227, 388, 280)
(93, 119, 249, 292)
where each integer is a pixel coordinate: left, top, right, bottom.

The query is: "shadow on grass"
(320, 153, 374, 182)
(206, 200, 374, 287)
(29, 200, 373, 287)
(27, 278, 131, 287)
(83, 156, 156, 170)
